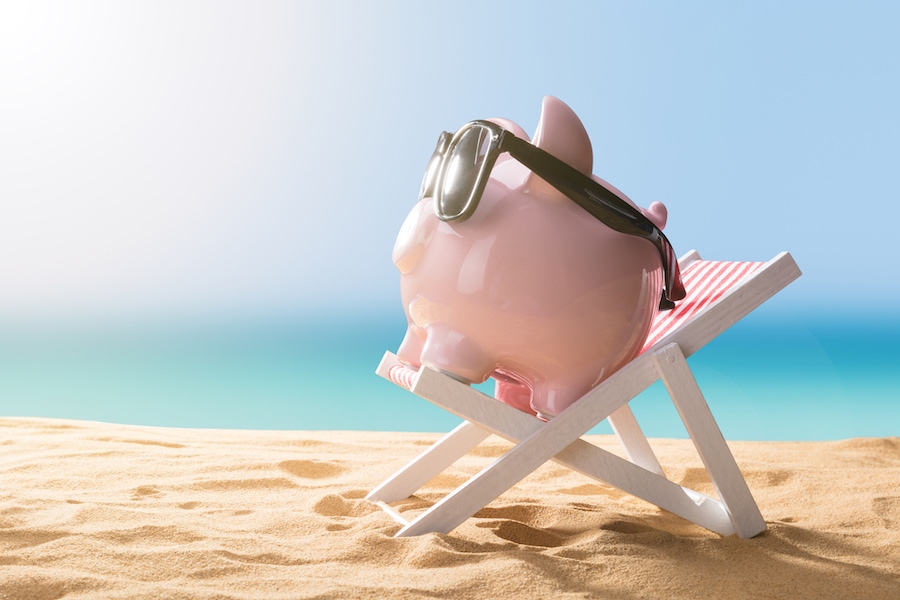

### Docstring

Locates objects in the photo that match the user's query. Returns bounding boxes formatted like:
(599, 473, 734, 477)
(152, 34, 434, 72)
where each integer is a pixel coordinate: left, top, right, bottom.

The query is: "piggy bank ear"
(528, 97, 593, 185)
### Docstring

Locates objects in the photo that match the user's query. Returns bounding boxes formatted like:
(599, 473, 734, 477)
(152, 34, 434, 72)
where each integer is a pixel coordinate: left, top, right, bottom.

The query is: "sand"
(1, 417, 898, 599)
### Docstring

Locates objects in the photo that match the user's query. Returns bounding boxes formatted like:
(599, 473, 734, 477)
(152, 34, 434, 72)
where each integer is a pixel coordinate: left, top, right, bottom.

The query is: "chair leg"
(366, 420, 490, 504)
(651, 343, 766, 538)
(608, 405, 665, 477)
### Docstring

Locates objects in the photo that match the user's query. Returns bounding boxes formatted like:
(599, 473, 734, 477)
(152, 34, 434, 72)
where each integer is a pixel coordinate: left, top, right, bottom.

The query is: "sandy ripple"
(1, 417, 898, 599)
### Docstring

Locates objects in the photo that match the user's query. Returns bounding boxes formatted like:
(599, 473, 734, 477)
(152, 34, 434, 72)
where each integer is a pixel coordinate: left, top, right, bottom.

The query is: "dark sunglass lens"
(439, 126, 493, 219)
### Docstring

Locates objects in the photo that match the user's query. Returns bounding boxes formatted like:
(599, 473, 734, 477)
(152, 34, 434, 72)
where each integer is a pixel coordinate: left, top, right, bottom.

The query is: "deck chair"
(368, 250, 801, 538)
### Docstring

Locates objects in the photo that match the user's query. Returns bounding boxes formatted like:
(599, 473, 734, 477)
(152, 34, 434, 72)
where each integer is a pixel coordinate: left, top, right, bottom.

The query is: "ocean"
(1, 309, 897, 441)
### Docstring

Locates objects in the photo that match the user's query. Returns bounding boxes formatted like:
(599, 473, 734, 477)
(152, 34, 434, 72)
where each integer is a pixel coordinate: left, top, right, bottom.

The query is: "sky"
(2, 1, 898, 323)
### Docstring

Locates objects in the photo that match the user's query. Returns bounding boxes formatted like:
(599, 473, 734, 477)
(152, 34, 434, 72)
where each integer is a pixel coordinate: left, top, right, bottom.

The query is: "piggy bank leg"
(493, 375, 537, 416)
(396, 325, 425, 369)
(530, 377, 596, 420)
(418, 324, 494, 385)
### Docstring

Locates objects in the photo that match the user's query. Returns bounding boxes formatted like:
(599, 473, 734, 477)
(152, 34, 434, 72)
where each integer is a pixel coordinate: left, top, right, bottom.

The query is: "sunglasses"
(419, 120, 686, 310)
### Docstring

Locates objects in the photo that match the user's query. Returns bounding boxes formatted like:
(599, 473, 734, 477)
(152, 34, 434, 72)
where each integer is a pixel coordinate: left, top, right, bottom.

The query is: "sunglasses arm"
(498, 133, 652, 232)
(498, 131, 684, 309)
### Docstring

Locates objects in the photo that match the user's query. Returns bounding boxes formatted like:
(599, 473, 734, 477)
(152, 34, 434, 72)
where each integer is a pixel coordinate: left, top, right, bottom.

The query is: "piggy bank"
(393, 96, 678, 418)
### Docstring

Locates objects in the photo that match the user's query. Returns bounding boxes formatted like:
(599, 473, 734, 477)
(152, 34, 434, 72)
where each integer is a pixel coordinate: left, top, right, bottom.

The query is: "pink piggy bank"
(393, 96, 684, 418)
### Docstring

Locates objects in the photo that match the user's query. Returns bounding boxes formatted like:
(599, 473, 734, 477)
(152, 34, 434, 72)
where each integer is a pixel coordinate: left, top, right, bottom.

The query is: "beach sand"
(1, 417, 897, 599)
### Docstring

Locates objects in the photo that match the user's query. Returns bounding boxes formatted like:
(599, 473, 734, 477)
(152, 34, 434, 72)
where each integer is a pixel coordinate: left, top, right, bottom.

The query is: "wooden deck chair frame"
(368, 250, 801, 538)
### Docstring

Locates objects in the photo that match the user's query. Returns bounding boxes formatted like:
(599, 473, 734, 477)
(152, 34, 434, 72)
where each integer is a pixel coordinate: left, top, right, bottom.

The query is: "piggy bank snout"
(393, 200, 438, 274)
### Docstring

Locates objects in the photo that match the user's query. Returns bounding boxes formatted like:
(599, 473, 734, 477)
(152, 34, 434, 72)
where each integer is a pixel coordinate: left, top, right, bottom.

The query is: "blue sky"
(2, 1, 898, 322)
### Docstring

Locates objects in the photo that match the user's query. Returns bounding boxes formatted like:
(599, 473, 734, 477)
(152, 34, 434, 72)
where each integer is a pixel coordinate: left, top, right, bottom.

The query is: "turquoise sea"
(1, 309, 897, 442)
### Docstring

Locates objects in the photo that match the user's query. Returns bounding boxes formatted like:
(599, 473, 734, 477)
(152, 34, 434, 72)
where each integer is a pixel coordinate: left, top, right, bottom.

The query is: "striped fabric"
(389, 363, 417, 390)
(641, 260, 764, 352)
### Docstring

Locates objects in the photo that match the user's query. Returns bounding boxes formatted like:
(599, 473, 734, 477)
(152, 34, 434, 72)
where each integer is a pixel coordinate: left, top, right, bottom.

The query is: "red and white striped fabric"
(389, 363, 418, 390)
(641, 260, 764, 352)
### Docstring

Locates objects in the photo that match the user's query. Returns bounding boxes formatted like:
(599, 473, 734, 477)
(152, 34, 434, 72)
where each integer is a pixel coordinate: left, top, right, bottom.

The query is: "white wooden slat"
(375, 350, 402, 380)
(366, 420, 490, 504)
(652, 343, 767, 538)
(374, 501, 409, 527)
(679, 248, 703, 267)
(608, 404, 665, 477)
